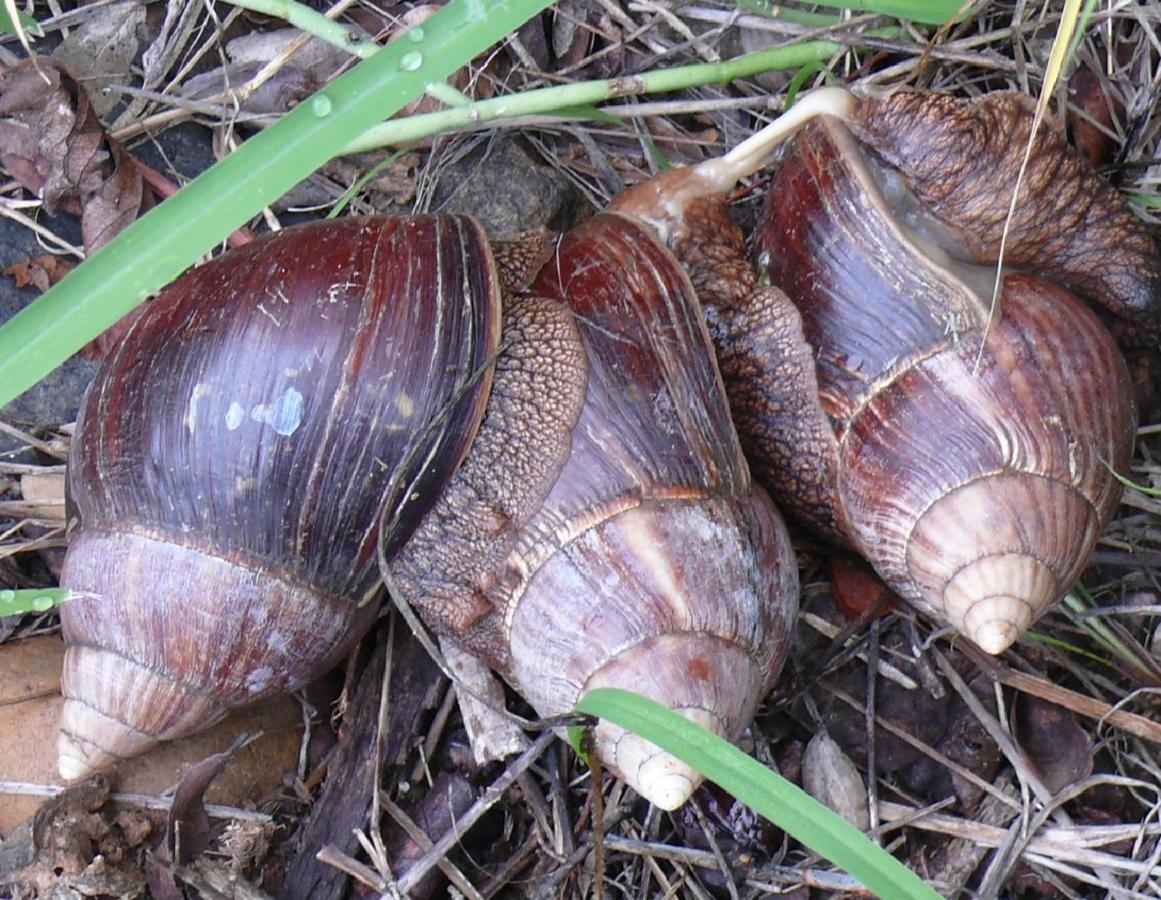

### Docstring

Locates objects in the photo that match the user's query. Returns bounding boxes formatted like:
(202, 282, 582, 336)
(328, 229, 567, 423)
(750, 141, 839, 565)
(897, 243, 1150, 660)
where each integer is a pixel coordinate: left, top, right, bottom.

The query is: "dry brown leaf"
(5, 254, 74, 293)
(0, 635, 304, 838)
(802, 730, 870, 831)
(1011, 694, 1094, 794)
(0, 58, 153, 254)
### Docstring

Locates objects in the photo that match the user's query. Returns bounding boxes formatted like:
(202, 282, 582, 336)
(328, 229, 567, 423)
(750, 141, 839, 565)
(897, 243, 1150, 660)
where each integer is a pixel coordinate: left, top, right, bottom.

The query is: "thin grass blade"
(789, 0, 965, 25)
(0, 587, 70, 616)
(577, 687, 942, 900)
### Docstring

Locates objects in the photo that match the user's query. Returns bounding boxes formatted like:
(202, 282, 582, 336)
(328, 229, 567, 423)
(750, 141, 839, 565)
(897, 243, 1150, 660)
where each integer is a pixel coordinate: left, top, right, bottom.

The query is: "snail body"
(60, 211, 798, 810)
(389, 211, 797, 809)
(611, 87, 1154, 652)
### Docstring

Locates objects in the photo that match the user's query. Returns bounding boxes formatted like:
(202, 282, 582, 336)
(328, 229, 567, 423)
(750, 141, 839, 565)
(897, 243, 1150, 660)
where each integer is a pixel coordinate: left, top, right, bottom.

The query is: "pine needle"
(976, 0, 1083, 372)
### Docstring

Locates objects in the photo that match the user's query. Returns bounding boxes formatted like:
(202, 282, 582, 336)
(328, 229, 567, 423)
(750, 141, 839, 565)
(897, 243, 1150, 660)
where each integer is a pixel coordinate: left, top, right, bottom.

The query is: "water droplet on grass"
(310, 94, 333, 117)
(399, 51, 423, 72)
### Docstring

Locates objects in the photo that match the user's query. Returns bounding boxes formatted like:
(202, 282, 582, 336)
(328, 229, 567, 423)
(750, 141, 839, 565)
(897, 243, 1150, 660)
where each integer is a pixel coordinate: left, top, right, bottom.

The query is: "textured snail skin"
(845, 91, 1161, 326)
(59, 216, 502, 780)
(60, 210, 798, 811)
(611, 88, 1146, 653)
(390, 212, 798, 809)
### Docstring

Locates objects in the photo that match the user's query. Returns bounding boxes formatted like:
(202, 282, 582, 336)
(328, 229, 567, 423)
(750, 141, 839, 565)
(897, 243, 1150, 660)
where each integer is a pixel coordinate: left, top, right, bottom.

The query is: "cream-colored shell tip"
(593, 708, 722, 811)
(58, 734, 101, 782)
(58, 696, 163, 782)
(943, 553, 1050, 654)
(57, 642, 228, 782)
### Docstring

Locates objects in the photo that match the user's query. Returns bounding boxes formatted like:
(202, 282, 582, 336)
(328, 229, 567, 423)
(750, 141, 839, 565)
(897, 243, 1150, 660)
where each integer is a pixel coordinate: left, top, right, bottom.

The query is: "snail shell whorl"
(507, 492, 795, 810)
(755, 118, 1134, 652)
(60, 216, 502, 779)
(839, 274, 1132, 651)
(516, 213, 798, 807)
(59, 531, 378, 779)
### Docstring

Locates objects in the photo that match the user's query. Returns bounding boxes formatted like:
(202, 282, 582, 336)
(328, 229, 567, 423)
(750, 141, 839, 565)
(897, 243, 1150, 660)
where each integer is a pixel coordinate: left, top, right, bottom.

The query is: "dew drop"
(399, 51, 423, 72)
(310, 94, 333, 117)
(30, 594, 54, 612)
(407, 26, 424, 42)
(0, 589, 14, 603)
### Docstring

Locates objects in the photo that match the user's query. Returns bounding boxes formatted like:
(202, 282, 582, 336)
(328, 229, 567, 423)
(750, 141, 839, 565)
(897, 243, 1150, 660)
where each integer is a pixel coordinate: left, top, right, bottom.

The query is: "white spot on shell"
(225, 402, 245, 431)
(245, 665, 275, 694)
(234, 476, 259, 495)
(251, 388, 304, 436)
(185, 383, 211, 432)
(255, 302, 282, 326)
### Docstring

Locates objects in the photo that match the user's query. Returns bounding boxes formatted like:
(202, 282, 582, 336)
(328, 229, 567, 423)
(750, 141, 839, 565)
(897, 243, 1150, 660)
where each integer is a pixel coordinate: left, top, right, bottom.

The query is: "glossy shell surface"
(754, 116, 1135, 651)
(60, 215, 502, 778)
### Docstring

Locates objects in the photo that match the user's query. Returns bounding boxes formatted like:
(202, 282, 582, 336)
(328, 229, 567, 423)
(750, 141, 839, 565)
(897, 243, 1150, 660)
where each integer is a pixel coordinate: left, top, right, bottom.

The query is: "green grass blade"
(0, 587, 71, 616)
(0, 4, 38, 35)
(0, 0, 553, 410)
(577, 688, 941, 900)
(344, 36, 891, 153)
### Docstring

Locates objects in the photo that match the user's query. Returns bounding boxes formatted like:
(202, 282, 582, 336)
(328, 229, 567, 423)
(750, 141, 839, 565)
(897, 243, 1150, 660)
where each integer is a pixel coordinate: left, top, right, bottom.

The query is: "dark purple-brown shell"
(60, 215, 501, 779)
(605, 86, 1149, 654)
(751, 106, 1138, 652)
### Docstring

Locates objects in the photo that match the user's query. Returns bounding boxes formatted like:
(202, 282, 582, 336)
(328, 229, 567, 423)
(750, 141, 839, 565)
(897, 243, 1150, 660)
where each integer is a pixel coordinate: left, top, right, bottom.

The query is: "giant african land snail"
(58, 212, 798, 810)
(610, 85, 1157, 654)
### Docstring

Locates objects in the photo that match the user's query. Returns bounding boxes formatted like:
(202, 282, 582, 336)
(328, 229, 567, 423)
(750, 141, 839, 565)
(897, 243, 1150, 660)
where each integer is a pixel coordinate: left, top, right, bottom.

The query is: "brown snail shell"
(59, 215, 502, 780)
(60, 209, 798, 810)
(752, 101, 1138, 652)
(611, 87, 1149, 653)
(388, 212, 798, 809)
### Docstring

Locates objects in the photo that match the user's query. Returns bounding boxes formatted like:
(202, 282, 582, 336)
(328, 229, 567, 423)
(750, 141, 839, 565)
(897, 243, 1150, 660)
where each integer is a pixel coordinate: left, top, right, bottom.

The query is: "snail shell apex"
(60, 216, 503, 779)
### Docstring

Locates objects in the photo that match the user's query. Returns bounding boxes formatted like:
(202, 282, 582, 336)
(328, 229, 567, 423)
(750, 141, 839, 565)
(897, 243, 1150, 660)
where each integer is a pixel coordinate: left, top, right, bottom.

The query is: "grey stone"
(426, 137, 582, 238)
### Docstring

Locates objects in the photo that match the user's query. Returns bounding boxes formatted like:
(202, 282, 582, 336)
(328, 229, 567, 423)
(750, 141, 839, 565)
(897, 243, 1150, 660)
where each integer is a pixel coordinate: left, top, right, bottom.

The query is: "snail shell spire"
(521, 215, 797, 807)
(388, 212, 799, 809)
(59, 216, 502, 779)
